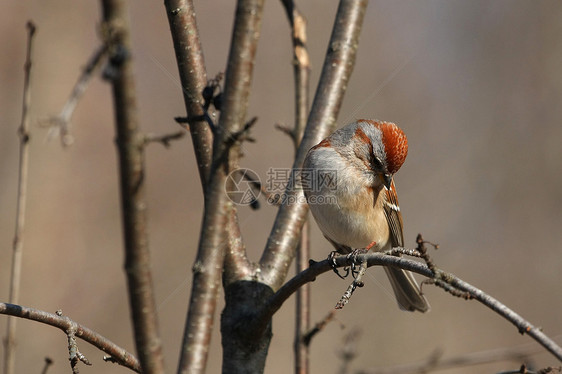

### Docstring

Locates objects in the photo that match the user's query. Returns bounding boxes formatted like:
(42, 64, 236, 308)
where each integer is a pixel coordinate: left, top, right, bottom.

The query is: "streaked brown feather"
(383, 180, 404, 248)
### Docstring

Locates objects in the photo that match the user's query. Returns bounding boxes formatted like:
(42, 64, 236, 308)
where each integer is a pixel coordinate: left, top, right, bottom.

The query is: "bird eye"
(371, 156, 384, 171)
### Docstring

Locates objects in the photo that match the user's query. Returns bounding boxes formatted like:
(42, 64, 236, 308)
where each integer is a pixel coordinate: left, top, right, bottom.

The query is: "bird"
(302, 119, 429, 312)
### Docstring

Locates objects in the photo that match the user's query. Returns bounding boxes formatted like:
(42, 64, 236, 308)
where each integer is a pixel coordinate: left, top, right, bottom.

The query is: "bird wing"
(383, 180, 405, 248)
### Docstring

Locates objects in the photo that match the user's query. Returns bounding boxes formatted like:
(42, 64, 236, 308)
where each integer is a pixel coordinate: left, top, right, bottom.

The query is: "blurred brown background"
(1, 1, 562, 373)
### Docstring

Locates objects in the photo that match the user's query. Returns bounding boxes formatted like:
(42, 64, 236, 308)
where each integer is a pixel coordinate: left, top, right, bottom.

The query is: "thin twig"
(40, 44, 108, 147)
(361, 338, 562, 374)
(40, 357, 54, 374)
(339, 327, 362, 374)
(260, 0, 369, 291)
(0, 303, 140, 372)
(144, 130, 185, 148)
(256, 252, 562, 363)
(415, 233, 437, 274)
(302, 310, 337, 347)
(274, 122, 296, 143)
(495, 364, 562, 374)
(101, 1, 165, 373)
(4, 21, 35, 374)
(295, 218, 311, 373)
(222, 116, 257, 151)
(165, 0, 213, 188)
(279, 2, 311, 372)
(60, 309, 92, 374)
(335, 259, 367, 309)
(280, 0, 310, 147)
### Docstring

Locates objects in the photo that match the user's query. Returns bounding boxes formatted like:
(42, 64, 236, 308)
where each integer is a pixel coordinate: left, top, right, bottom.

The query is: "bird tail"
(384, 267, 430, 313)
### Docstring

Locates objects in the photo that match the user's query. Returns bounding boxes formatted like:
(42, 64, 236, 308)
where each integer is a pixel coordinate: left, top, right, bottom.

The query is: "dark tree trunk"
(221, 281, 274, 374)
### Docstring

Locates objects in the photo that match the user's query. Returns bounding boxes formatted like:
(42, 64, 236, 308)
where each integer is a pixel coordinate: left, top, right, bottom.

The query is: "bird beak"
(379, 173, 393, 190)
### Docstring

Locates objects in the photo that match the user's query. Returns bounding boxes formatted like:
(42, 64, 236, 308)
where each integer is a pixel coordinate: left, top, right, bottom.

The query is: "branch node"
(226, 116, 258, 147)
(17, 125, 30, 144)
(102, 43, 129, 81)
(202, 71, 224, 111)
(274, 122, 297, 145)
(66, 323, 92, 373)
(39, 116, 75, 147)
(416, 233, 438, 275)
(40, 44, 108, 147)
(103, 355, 116, 362)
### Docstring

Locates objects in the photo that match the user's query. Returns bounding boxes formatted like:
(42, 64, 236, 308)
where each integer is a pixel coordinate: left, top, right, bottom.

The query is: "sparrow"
(303, 119, 429, 312)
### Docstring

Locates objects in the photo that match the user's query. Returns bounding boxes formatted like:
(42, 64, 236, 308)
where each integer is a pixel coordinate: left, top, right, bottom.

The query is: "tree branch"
(100, 1, 165, 373)
(339, 326, 362, 374)
(280, 2, 311, 372)
(40, 357, 53, 374)
(256, 252, 562, 363)
(362, 339, 562, 374)
(164, 0, 213, 188)
(259, 0, 368, 290)
(144, 130, 185, 148)
(4, 21, 35, 374)
(163, 6, 222, 371)
(280, 0, 310, 146)
(216, 0, 265, 288)
(173, 0, 264, 372)
(0, 303, 140, 373)
(40, 44, 107, 147)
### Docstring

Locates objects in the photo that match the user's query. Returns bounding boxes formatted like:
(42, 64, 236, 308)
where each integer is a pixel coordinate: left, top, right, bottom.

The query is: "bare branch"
(170, 0, 265, 372)
(260, 0, 369, 290)
(164, 0, 213, 188)
(165, 1, 228, 371)
(257, 252, 562, 363)
(144, 130, 186, 148)
(301, 310, 337, 347)
(361, 339, 562, 374)
(40, 357, 54, 374)
(294, 220, 311, 374)
(61, 309, 93, 374)
(280, 0, 310, 146)
(100, 1, 165, 373)
(4, 21, 35, 374)
(164, 5, 231, 370)
(335, 259, 367, 309)
(215, 0, 266, 282)
(438, 270, 562, 361)
(40, 44, 107, 147)
(339, 327, 362, 374)
(0, 303, 140, 372)
(279, 2, 312, 372)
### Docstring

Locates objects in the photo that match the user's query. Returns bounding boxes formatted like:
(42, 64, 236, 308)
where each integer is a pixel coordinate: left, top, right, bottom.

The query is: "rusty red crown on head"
(359, 119, 408, 174)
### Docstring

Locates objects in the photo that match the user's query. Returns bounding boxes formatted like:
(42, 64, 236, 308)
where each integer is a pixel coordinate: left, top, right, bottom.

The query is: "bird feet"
(347, 248, 368, 279)
(328, 247, 370, 280)
(328, 251, 349, 279)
